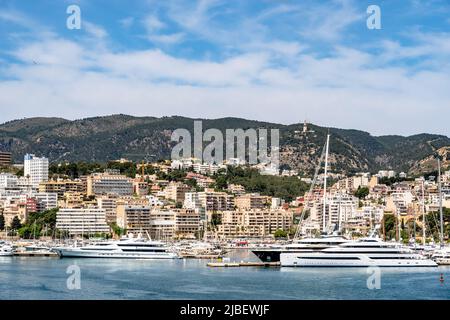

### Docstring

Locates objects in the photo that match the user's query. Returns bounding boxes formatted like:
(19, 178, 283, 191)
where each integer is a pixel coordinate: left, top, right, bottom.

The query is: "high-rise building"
(24, 154, 49, 187)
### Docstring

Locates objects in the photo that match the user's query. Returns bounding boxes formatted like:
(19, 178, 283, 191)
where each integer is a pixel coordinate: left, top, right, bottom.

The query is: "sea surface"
(0, 250, 449, 300)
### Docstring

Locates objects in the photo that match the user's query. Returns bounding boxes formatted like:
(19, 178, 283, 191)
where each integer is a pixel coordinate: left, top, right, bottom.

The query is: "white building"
(377, 170, 396, 178)
(146, 195, 164, 207)
(271, 197, 282, 209)
(0, 173, 18, 189)
(309, 193, 359, 232)
(24, 154, 49, 187)
(32, 192, 58, 211)
(56, 208, 110, 236)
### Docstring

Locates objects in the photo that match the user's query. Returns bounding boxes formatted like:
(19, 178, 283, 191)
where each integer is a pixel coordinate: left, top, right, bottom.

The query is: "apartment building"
(235, 193, 268, 210)
(39, 179, 83, 197)
(56, 208, 110, 236)
(63, 192, 85, 208)
(86, 172, 133, 196)
(24, 154, 49, 187)
(149, 209, 176, 240)
(0, 173, 18, 189)
(215, 209, 293, 239)
(97, 195, 119, 224)
(174, 209, 201, 239)
(163, 182, 191, 204)
(116, 205, 151, 234)
(309, 193, 359, 232)
(184, 189, 235, 211)
(133, 180, 149, 196)
(32, 192, 58, 211)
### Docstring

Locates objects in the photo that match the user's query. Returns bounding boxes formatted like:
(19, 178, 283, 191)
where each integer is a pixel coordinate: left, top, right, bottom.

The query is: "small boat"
(0, 241, 13, 257)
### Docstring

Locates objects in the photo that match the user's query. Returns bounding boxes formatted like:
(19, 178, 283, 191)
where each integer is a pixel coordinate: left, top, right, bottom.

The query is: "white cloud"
(147, 32, 185, 44)
(119, 17, 134, 29)
(1, 33, 450, 136)
(1, 2, 450, 137)
(143, 15, 166, 32)
(83, 21, 108, 39)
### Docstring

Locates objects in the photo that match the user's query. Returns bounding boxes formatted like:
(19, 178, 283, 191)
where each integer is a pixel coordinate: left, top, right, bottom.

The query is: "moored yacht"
(252, 235, 349, 262)
(54, 234, 178, 259)
(432, 247, 450, 265)
(280, 237, 438, 267)
(0, 241, 13, 256)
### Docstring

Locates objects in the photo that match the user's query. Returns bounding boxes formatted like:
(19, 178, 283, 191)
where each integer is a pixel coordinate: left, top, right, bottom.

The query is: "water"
(0, 250, 449, 300)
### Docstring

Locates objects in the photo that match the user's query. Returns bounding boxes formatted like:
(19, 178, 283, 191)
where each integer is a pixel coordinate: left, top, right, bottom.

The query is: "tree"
(110, 222, 126, 237)
(0, 214, 4, 231)
(274, 229, 288, 239)
(383, 214, 396, 240)
(10, 216, 22, 230)
(354, 186, 369, 199)
(211, 213, 222, 227)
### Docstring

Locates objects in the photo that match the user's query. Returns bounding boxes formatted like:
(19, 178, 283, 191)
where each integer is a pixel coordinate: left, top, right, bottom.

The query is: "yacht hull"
(251, 250, 282, 262)
(0, 252, 13, 257)
(56, 248, 178, 259)
(280, 253, 438, 267)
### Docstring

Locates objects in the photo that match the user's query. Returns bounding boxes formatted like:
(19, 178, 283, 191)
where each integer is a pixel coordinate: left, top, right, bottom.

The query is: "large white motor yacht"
(280, 237, 438, 267)
(252, 235, 350, 262)
(54, 234, 178, 259)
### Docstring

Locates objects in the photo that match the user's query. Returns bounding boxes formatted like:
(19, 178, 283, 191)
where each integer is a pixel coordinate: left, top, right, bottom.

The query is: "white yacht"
(280, 237, 438, 267)
(54, 234, 178, 259)
(252, 235, 350, 262)
(0, 241, 13, 256)
(432, 247, 450, 265)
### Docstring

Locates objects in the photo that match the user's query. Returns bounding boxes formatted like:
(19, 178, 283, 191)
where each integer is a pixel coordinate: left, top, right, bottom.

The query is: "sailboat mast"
(438, 158, 444, 248)
(421, 180, 426, 246)
(322, 134, 330, 232)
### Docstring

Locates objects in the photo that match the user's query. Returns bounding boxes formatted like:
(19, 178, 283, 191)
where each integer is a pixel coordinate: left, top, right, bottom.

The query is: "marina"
(0, 250, 448, 300)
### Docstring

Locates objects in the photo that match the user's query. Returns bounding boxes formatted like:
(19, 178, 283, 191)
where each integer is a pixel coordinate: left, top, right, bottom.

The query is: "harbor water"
(0, 250, 449, 300)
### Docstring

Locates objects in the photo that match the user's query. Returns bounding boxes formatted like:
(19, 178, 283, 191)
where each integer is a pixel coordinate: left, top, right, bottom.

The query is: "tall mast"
(438, 158, 444, 249)
(323, 134, 330, 232)
(421, 180, 426, 246)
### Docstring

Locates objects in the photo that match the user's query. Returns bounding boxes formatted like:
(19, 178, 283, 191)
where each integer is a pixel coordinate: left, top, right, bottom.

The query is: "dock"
(181, 255, 224, 259)
(207, 261, 280, 268)
(13, 251, 59, 258)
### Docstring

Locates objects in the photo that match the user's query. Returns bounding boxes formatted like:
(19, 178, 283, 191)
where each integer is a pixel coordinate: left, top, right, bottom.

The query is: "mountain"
(0, 114, 449, 175)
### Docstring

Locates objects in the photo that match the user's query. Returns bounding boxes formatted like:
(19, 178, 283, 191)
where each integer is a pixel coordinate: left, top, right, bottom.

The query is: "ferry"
(280, 237, 438, 267)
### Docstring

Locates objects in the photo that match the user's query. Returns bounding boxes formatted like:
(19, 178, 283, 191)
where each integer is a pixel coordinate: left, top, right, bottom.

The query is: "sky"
(0, 0, 449, 136)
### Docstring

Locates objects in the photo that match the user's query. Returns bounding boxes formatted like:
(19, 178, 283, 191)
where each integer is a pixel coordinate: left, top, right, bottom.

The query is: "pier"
(13, 251, 59, 258)
(207, 261, 280, 268)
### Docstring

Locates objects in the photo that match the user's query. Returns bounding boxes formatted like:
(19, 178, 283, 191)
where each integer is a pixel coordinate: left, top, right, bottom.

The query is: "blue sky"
(0, 0, 449, 136)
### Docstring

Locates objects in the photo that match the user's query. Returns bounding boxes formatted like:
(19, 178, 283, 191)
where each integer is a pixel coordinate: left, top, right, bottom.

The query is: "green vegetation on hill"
(214, 166, 309, 202)
(1, 115, 449, 174)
